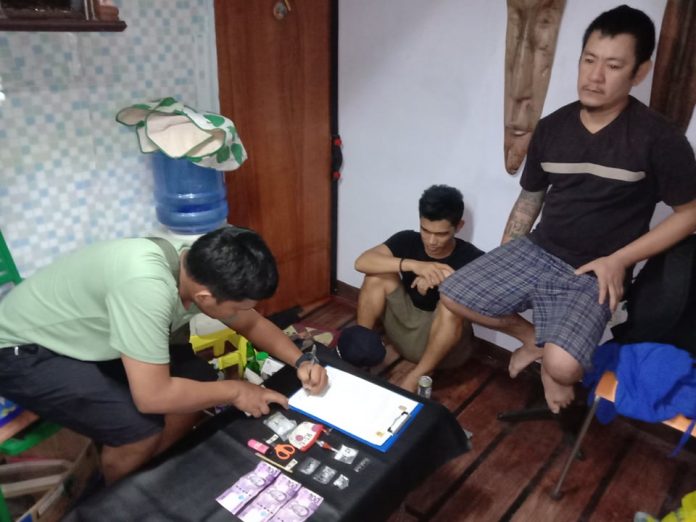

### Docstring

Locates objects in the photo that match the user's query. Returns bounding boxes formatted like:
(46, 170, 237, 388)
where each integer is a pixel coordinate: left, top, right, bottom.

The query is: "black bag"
(612, 235, 696, 354)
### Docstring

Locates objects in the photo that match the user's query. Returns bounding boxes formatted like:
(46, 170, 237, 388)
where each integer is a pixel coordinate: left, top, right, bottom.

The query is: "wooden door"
(215, 0, 332, 316)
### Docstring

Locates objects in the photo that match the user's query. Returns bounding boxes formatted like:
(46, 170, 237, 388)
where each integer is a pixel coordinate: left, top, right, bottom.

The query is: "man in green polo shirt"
(0, 226, 328, 483)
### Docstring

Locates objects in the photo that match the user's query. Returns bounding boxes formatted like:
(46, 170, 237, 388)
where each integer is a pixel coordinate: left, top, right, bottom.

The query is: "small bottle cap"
(418, 375, 433, 387)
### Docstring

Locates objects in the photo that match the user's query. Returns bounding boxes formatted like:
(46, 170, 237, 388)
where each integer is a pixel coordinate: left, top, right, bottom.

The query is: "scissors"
(274, 443, 296, 461)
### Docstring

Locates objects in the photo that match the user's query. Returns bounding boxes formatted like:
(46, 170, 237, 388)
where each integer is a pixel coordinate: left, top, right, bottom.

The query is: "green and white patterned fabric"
(116, 97, 247, 171)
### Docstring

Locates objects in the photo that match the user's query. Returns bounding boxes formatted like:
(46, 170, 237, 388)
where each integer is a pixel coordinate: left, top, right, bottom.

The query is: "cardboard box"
(2, 430, 98, 522)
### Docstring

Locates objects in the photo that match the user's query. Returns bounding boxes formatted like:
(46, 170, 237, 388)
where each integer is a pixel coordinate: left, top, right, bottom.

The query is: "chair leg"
(497, 405, 557, 422)
(550, 396, 600, 500)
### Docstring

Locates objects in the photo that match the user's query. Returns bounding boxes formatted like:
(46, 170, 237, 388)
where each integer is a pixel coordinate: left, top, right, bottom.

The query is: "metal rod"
(551, 396, 600, 500)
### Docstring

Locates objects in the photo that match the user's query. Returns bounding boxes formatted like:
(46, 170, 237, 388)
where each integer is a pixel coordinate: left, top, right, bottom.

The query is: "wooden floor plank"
(385, 504, 421, 522)
(588, 433, 679, 522)
(658, 454, 696, 518)
(383, 358, 417, 386)
(430, 405, 564, 521)
(370, 342, 403, 376)
(429, 360, 496, 412)
(511, 419, 634, 521)
(302, 296, 356, 329)
(404, 371, 534, 516)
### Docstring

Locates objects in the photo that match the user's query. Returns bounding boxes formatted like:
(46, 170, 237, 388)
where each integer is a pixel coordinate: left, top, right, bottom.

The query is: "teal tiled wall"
(0, 0, 218, 278)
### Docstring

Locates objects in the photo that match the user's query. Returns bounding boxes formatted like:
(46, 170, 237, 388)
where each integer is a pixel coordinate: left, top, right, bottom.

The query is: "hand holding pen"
(295, 343, 329, 395)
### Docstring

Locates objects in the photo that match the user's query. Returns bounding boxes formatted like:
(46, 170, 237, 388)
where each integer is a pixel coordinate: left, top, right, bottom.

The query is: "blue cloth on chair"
(584, 341, 696, 424)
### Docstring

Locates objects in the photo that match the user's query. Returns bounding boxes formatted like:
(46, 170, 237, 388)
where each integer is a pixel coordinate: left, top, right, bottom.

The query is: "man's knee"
(432, 301, 469, 337)
(543, 343, 583, 384)
(360, 273, 400, 295)
(440, 294, 495, 328)
(439, 294, 467, 317)
(357, 274, 401, 328)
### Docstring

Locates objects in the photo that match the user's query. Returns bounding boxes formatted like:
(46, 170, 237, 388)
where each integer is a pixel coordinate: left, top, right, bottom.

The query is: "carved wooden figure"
(650, 0, 696, 133)
(504, 0, 566, 174)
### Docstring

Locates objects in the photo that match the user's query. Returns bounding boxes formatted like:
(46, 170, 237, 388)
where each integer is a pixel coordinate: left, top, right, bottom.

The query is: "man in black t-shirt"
(355, 185, 483, 392)
(441, 6, 696, 414)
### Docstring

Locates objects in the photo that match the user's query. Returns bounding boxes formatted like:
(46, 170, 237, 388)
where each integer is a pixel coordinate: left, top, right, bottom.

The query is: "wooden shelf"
(0, 18, 126, 32)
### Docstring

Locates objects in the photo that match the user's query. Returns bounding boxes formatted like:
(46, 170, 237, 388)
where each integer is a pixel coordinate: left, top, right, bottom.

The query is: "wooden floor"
(299, 295, 696, 522)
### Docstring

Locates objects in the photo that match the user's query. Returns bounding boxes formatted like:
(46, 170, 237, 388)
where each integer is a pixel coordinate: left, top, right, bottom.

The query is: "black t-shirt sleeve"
(383, 230, 417, 258)
(651, 130, 696, 207)
(520, 120, 550, 192)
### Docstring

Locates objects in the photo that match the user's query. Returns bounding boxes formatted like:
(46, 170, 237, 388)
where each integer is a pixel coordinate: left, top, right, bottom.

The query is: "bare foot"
(508, 344, 543, 378)
(540, 365, 574, 413)
(398, 370, 422, 394)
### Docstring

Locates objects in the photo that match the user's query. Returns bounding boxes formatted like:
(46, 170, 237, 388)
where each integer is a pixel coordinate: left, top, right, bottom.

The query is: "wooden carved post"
(650, 0, 696, 133)
(504, 0, 565, 174)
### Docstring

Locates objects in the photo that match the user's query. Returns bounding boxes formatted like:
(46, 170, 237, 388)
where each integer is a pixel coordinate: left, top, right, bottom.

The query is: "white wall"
(337, 0, 667, 349)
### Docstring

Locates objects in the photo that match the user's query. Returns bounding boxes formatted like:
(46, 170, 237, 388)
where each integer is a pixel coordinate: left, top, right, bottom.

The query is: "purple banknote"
(268, 487, 324, 522)
(238, 474, 302, 522)
(216, 462, 281, 515)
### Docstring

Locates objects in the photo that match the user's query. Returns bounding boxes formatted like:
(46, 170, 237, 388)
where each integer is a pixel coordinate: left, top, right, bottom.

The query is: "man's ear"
(632, 59, 652, 86)
(455, 219, 465, 233)
(192, 289, 214, 307)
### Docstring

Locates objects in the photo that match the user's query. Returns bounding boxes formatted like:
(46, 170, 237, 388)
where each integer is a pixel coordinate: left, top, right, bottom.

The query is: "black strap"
(146, 237, 180, 289)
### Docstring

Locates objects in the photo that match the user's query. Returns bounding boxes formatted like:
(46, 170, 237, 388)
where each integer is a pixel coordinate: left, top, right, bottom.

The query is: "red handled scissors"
(274, 443, 296, 460)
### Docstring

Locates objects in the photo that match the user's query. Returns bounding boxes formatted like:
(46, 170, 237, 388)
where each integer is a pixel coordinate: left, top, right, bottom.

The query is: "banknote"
(216, 462, 281, 515)
(238, 474, 302, 522)
(268, 487, 324, 522)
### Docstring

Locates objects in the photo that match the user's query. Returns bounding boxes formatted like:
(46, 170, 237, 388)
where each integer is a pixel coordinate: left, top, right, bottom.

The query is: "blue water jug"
(152, 153, 229, 234)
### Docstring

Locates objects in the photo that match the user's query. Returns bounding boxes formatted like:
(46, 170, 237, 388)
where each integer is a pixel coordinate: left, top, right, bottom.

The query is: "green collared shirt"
(0, 238, 199, 363)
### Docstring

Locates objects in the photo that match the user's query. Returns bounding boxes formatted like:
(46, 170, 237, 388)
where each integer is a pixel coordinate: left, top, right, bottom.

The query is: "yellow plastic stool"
(189, 328, 248, 377)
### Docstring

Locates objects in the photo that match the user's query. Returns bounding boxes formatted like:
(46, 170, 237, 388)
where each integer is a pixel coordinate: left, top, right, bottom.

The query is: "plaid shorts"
(440, 237, 611, 369)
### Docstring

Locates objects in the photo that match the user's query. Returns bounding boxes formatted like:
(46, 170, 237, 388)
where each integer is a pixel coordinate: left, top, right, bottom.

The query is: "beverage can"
(417, 375, 433, 399)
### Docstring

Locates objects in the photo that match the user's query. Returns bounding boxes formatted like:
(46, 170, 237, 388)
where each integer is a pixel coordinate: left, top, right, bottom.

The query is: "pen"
(307, 344, 320, 382)
(300, 344, 320, 392)
(309, 343, 319, 366)
(255, 452, 294, 473)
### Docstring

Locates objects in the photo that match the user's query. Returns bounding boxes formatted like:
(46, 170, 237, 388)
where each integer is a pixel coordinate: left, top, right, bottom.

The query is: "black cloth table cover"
(65, 347, 469, 521)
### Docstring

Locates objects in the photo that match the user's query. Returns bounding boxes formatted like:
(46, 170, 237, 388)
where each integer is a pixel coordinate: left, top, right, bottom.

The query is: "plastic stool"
(190, 328, 249, 377)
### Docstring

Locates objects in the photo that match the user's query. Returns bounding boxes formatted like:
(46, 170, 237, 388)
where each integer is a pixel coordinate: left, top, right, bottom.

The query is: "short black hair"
(418, 185, 464, 226)
(185, 226, 278, 302)
(582, 5, 655, 75)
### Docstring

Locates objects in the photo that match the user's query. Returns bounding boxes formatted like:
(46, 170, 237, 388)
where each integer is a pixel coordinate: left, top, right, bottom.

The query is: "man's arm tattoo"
(502, 190, 545, 243)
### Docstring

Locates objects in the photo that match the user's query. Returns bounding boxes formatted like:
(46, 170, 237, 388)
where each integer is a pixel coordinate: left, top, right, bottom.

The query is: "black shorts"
(0, 343, 217, 447)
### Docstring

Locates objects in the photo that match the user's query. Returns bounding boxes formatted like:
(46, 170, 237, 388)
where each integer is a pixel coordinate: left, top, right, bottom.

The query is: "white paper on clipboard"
(288, 366, 421, 450)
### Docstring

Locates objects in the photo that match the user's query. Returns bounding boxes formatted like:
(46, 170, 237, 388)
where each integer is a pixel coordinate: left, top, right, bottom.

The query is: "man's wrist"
(294, 352, 314, 369)
(610, 250, 632, 269)
(225, 379, 242, 405)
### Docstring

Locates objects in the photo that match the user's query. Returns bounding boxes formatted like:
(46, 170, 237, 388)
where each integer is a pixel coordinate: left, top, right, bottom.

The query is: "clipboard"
(288, 366, 423, 452)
